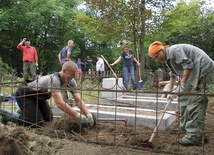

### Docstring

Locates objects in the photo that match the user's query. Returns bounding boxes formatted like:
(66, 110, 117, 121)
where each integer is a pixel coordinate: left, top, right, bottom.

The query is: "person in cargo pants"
(148, 41, 214, 146)
(17, 38, 39, 81)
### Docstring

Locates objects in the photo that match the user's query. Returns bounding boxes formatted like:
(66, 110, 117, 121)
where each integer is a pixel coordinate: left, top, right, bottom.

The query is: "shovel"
(142, 98, 172, 148)
(101, 55, 117, 78)
(136, 48, 143, 87)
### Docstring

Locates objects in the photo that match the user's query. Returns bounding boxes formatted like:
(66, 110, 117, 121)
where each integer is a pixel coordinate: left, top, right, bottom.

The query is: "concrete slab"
(102, 78, 124, 98)
(99, 95, 178, 110)
(52, 104, 176, 130)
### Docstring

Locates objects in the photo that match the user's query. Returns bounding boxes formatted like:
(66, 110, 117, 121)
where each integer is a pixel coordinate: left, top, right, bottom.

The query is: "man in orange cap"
(149, 41, 214, 146)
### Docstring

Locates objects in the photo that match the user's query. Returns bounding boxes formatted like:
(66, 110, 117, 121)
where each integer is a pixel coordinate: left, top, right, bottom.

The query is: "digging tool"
(142, 98, 172, 148)
(101, 55, 117, 78)
(136, 48, 143, 87)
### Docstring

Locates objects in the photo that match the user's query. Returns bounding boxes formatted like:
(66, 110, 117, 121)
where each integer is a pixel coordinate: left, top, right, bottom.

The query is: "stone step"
(99, 95, 178, 110)
(52, 104, 176, 130)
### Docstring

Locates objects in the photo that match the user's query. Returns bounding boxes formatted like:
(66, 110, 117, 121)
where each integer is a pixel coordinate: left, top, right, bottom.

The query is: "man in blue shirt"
(58, 40, 74, 65)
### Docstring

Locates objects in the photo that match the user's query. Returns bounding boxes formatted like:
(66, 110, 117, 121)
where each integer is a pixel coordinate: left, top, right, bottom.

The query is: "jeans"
(15, 87, 53, 126)
(123, 66, 136, 90)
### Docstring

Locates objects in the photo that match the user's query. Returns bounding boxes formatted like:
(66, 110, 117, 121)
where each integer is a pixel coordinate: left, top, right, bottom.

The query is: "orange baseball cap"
(148, 41, 164, 57)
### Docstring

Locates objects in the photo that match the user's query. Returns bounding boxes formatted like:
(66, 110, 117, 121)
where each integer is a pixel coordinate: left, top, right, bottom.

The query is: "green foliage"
(0, 0, 214, 81)
(146, 0, 214, 59)
(0, 57, 16, 75)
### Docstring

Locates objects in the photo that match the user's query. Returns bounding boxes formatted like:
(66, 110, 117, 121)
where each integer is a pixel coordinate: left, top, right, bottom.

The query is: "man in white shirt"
(96, 55, 105, 82)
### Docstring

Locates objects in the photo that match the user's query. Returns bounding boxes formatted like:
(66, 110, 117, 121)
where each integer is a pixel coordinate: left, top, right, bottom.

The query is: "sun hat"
(148, 41, 164, 57)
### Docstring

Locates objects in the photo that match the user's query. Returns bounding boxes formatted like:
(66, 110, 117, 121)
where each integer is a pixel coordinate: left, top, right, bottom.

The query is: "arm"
(58, 53, 62, 65)
(132, 56, 140, 66)
(159, 80, 170, 85)
(66, 51, 71, 61)
(110, 56, 122, 66)
(169, 77, 176, 91)
(181, 69, 191, 83)
(17, 38, 26, 50)
(34, 48, 38, 62)
(72, 93, 89, 115)
(52, 92, 79, 117)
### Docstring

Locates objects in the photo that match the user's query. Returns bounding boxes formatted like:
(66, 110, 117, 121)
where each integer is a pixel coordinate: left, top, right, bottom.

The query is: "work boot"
(177, 136, 202, 146)
(0, 109, 20, 125)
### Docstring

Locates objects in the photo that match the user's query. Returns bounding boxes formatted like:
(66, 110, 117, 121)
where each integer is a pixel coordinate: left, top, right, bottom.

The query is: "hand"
(35, 62, 39, 70)
(137, 62, 140, 67)
(179, 82, 186, 92)
(22, 38, 26, 42)
(75, 113, 88, 125)
(110, 64, 113, 67)
(167, 94, 174, 101)
(86, 113, 94, 127)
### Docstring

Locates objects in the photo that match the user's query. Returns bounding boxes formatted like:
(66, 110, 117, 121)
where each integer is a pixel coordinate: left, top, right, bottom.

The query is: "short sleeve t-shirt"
(27, 73, 77, 94)
(59, 46, 72, 64)
(121, 50, 134, 67)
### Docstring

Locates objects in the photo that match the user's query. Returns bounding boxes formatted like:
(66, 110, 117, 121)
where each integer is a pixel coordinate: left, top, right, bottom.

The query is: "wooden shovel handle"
(101, 55, 117, 78)
(136, 48, 141, 81)
(148, 99, 172, 143)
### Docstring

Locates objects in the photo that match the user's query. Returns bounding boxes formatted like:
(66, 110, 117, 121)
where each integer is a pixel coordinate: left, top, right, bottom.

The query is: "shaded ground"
(1, 98, 214, 155)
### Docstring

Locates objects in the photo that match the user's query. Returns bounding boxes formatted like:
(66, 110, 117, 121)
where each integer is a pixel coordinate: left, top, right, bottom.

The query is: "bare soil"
(1, 98, 214, 155)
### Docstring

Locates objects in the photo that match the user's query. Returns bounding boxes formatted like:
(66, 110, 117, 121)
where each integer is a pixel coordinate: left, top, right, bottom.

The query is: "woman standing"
(110, 43, 140, 91)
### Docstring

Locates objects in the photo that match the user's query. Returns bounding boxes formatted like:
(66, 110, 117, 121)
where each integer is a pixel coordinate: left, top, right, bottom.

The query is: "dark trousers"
(15, 87, 53, 126)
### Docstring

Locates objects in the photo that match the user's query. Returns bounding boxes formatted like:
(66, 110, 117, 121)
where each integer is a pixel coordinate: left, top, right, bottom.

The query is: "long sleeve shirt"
(17, 44, 38, 62)
(165, 44, 214, 89)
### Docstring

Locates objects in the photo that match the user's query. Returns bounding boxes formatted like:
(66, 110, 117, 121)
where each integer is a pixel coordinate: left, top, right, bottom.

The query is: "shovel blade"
(141, 139, 154, 148)
(138, 80, 144, 87)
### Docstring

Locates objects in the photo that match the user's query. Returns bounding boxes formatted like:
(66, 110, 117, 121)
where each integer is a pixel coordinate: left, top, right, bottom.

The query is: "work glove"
(179, 82, 186, 92)
(35, 62, 39, 70)
(86, 113, 94, 127)
(167, 93, 174, 101)
(75, 113, 88, 125)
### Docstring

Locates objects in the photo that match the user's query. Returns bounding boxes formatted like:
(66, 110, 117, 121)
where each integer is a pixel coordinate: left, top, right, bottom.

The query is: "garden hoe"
(142, 98, 172, 148)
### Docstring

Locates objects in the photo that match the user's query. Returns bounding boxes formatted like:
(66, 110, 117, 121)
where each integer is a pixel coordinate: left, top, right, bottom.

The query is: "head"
(68, 40, 74, 47)
(148, 41, 166, 62)
(77, 58, 81, 62)
(124, 43, 130, 52)
(61, 61, 78, 82)
(25, 38, 31, 47)
(97, 55, 101, 60)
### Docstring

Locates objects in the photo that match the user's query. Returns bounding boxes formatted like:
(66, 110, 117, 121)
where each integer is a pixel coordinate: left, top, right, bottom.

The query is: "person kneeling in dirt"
(0, 61, 94, 127)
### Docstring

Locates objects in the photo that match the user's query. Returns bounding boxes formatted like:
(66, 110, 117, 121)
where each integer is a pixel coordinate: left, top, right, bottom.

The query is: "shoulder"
(121, 51, 125, 56)
(66, 46, 71, 51)
(68, 79, 77, 87)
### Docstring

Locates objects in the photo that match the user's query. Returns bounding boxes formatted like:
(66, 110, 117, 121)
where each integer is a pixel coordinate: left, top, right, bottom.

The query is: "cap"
(148, 41, 164, 57)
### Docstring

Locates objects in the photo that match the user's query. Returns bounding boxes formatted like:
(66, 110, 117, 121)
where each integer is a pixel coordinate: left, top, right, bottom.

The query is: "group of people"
(1, 38, 214, 147)
(0, 39, 95, 128)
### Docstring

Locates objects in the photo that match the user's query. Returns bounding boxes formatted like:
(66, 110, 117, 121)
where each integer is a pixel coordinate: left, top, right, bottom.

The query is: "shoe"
(0, 109, 20, 125)
(132, 89, 136, 92)
(177, 136, 202, 146)
(0, 109, 14, 124)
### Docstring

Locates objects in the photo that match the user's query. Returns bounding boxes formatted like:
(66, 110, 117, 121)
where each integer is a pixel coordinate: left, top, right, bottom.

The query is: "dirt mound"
(0, 123, 30, 154)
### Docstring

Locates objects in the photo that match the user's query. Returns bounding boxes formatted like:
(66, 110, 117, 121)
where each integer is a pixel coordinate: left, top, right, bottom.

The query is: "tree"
(0, 0, 82, 75)
(83, 0, 175, 80)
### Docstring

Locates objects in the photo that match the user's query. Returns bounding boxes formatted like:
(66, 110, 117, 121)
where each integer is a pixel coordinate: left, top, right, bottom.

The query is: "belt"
(23, 61, 33, 62)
